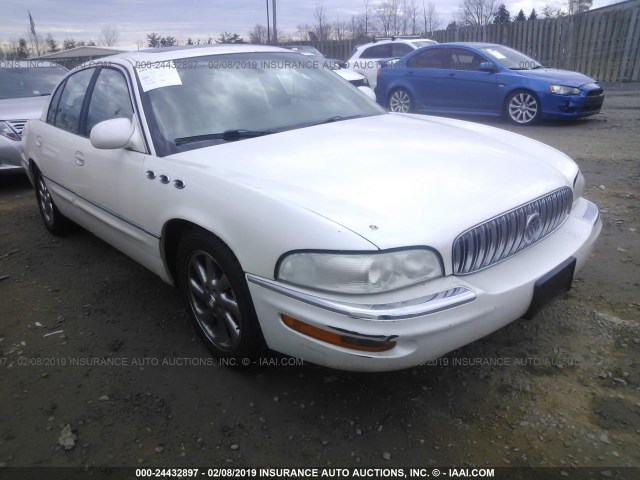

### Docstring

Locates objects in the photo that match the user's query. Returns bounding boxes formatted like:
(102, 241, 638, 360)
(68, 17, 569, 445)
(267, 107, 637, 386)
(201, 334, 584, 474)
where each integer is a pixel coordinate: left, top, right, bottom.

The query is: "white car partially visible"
(0, 61, 67, 175)
(347, 37, 437, 88)
(22, 45, 600, 371)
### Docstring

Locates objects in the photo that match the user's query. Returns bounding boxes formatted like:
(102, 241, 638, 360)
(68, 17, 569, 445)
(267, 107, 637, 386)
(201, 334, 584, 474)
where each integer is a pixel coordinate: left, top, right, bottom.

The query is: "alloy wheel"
(185, 250, 242, 351)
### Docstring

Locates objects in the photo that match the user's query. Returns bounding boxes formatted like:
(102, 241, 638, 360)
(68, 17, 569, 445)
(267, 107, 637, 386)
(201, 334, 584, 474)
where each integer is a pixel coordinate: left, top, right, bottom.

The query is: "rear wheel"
(389, 88, 413, 113)
(177, 230, 264, 361)
(506, 90, 540, 125)
(34, 168, 71, 235)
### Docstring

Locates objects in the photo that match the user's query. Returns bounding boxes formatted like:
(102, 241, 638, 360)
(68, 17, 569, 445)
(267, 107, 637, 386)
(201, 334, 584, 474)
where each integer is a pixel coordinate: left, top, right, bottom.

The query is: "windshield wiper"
(312, 114, 365, 126)
(175, 129, 274, 146)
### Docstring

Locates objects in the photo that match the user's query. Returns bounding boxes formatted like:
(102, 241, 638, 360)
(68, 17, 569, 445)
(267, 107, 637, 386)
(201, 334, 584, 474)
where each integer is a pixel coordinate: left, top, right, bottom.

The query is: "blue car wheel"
(506, 90, 541, 125)
(389, 88, 413, 113)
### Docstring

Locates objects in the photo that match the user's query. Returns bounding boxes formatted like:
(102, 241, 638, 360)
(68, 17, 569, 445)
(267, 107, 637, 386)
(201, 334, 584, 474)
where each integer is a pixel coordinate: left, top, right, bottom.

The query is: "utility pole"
(266, 0, 271, 44)
(272, 0, 277, 45)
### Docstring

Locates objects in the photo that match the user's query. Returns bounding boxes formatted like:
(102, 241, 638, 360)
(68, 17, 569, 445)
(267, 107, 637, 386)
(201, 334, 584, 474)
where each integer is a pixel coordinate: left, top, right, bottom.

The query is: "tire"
(34, 168, 72, 235)
(176, 230, 264, 361)
(389, 88, 413, 113)
(505, 90, 540, 125)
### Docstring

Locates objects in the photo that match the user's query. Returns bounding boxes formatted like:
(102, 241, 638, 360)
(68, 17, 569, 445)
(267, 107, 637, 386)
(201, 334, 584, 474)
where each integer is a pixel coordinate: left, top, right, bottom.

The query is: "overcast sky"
(1, 0, 621, 47)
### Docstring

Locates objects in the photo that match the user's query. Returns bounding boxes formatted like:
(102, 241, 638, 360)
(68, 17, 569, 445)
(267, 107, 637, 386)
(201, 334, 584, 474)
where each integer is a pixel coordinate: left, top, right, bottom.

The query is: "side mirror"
(479, 61, 496, 73)
(90, 118, 136, 150)
(358, 86, 377, 101)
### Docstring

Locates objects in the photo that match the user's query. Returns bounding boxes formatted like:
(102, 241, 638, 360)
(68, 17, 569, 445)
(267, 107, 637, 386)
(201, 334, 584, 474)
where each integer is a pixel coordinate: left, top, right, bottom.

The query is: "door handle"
(35, 136, 43, 147)
(448, 73, 456, 77)
(74, 151, 85, 166)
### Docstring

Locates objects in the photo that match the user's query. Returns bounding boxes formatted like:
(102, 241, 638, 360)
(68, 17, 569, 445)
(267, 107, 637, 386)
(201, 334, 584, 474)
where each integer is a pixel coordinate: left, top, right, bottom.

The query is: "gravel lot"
(0, 82, 638, 477)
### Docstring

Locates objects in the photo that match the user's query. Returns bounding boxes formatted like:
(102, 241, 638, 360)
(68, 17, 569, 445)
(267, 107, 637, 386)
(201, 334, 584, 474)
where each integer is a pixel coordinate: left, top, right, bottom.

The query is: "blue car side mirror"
(479, 62, 496, 72)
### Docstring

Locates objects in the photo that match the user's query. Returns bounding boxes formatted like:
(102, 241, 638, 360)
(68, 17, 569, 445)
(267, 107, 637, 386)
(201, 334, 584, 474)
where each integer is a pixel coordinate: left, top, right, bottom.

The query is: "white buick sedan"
(22, 45, 601, 371)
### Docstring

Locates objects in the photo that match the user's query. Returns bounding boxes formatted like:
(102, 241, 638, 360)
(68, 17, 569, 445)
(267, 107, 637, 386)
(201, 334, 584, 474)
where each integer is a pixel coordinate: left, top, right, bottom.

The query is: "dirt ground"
(0, 83, 638, 477)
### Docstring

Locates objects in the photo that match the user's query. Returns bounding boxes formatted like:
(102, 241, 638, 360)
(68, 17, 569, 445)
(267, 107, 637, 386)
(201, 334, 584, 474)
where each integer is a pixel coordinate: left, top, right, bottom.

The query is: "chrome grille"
(8, 120, 27, 137)
(453, 187, 573, 275)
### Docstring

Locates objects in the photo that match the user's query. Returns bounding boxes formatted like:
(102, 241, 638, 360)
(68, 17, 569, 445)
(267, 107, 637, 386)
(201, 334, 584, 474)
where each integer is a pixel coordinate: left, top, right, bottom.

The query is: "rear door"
(403, 48, 451, 109)
(35, 67, 97, 215)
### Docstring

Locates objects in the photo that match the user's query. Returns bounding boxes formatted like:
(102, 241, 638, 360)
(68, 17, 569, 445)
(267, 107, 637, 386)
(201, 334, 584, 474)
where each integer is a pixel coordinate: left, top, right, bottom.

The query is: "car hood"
(170, 114, 577, 250)
(0, 95, 49, 120)
(515, 67, 596, 87)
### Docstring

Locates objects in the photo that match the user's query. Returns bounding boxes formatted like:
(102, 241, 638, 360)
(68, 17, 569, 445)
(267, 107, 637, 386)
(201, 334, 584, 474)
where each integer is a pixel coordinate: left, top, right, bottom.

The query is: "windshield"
(140, 52, 384, 156)
(0, 64, 67, 99)
(479, 45, 542, 70)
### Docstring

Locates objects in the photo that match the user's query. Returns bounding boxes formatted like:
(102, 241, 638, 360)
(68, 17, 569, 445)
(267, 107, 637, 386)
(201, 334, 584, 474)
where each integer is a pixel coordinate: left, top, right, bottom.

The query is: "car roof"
(357, 38, 435, 48)
(103, 44, 291, 65)
(433, 42, 501, 49)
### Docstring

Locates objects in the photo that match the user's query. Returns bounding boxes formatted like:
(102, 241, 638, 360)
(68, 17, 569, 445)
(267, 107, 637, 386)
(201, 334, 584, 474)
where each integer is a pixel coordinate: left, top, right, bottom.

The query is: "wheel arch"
(161, 219, 240, 285)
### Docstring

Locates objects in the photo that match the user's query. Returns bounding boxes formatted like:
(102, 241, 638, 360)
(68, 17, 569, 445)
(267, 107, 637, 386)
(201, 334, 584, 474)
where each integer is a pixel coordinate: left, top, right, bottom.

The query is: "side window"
(86, 69, 134, 136)
(449, 49, 485, 70)
(53, 68, 95, 134)
(360, 44, 392, 59)
(46, 82, 65, 125)
(392, 43, 413, 57)
(407, 49, 446, 69)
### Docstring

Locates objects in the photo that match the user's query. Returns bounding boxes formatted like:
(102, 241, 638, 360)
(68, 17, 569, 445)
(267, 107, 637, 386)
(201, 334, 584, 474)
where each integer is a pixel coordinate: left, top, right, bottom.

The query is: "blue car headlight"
(550, 85, 581, 95)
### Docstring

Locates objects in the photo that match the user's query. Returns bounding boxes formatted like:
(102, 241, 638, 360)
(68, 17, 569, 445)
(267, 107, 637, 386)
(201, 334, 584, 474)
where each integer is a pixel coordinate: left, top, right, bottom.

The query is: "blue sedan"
(374, 42, 604, 125)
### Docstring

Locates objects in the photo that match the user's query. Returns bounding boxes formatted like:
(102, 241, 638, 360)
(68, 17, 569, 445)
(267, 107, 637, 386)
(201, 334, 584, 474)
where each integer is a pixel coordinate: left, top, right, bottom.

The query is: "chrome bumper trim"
(246, 275, 476, 320)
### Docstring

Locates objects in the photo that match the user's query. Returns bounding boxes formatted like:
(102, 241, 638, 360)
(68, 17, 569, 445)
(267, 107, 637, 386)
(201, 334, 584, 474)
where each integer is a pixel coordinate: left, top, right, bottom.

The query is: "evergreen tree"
(45, 34, 59, 53)
(529, 9, 538, 20)
(494, 4, 511, 24)
(514, 9, 527, 21)
(17, 38, 30, 59)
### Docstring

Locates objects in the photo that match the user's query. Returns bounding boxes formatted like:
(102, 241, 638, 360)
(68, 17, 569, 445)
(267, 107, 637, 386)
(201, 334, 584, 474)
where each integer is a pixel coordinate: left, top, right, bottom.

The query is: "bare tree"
(249, 24, 269, 44)
(459, 0, 497, 26)
(313, 2, 332, 41)
(295, 23, 313, 41)
(377, 0, 402, 36)
(422, 1, 440, 35)
(333, 17, 349, 41)
(405, 0, 420, 35)
(565, 0, 592, 14)
(99, 25, 120, 46)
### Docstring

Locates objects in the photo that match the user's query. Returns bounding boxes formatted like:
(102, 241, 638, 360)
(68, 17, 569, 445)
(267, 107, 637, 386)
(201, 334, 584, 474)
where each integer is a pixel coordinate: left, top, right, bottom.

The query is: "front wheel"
(506, 90, 540, 125)
(389, 88, 413, 113)
(176, 230, 264, 361)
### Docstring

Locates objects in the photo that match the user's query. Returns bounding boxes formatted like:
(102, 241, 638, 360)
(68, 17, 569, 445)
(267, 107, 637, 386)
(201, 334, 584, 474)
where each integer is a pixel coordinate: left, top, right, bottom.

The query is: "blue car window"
(449, 49, 486, 71)
(407, 49, 447, 69)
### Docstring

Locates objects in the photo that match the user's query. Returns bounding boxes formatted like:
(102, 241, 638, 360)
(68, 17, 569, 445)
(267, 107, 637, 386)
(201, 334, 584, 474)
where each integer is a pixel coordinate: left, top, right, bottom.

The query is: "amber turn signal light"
(281, 315, 396, 352)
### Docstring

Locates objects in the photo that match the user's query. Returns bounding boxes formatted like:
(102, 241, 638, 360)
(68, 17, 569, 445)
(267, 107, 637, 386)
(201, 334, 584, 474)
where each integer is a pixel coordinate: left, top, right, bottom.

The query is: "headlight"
(550, 85, 580, 95)
(573, 170, 585, 199)
(0, 121, 20, 141)
(276, 248, 443, 294)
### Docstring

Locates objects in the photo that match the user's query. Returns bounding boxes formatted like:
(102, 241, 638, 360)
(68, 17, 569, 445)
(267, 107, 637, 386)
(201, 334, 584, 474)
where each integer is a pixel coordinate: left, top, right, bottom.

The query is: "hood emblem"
(524, 212, 543, 242)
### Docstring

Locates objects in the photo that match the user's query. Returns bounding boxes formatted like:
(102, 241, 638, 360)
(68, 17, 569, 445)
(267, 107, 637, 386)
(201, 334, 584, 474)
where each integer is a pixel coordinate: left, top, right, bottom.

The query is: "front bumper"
(542, 89, 604, 119)
(247, 198, 601, 371)
(0, 135, 25, 175)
